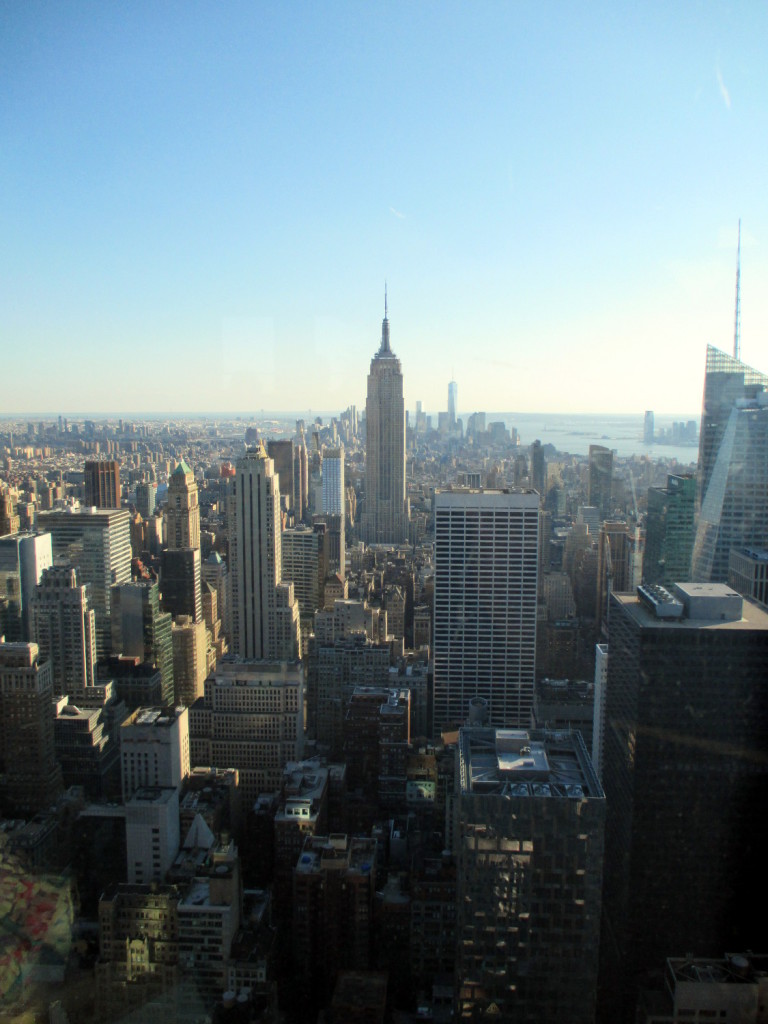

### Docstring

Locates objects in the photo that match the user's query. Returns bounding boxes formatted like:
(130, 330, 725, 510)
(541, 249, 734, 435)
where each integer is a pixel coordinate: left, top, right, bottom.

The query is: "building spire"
(733, 219, 742, 361)
(380, 282, 391, 353)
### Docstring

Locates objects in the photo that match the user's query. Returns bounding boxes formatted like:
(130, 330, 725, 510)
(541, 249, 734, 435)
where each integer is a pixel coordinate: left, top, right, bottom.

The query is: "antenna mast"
(733, 219, 741, 361)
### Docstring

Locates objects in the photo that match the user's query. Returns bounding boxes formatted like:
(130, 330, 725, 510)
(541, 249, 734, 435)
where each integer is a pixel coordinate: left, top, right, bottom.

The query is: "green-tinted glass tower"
(643, 474, 695, 585)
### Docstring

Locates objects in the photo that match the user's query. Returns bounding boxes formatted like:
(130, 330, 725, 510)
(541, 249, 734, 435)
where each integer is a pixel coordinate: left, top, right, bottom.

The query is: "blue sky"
(2, 1, 767, 415)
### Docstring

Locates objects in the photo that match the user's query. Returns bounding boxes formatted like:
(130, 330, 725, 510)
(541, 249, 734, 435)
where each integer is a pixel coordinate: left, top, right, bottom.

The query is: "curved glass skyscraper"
(692, 345, 768, 582)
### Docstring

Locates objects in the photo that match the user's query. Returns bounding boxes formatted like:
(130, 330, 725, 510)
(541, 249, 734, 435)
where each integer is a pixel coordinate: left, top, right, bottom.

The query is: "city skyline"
(3, 4, 768, 415)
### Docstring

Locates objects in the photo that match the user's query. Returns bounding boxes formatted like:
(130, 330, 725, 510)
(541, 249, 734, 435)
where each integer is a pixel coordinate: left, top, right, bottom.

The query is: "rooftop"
(615, 585, 768, 631)
(125, 705, 186, 728)
(459, 727, 604, 800)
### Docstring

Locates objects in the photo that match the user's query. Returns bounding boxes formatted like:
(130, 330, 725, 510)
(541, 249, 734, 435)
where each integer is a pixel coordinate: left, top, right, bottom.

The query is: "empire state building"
(362, 295, 409, 544)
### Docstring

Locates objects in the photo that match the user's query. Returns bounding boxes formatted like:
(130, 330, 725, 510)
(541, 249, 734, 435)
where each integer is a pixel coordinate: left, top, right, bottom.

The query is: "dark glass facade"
(600, 588, 768, 1018)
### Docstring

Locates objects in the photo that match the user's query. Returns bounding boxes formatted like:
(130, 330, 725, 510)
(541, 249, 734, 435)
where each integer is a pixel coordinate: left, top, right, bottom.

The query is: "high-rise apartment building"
(588, 444, 614, 520)
(432, 489, 539, 734)
(361, 299, 408, 545)
(39, 507, 131, 659)
(165, 460, 200, 551)
(30, 564, 97, 693)
(84, 459, 121, 509)
(230, 444, 300, 660)
(643, 474, 695, 585)
(454, 726, 605, 1023)
(0, 641, 64, 813)
(600, 583, 768, 1017)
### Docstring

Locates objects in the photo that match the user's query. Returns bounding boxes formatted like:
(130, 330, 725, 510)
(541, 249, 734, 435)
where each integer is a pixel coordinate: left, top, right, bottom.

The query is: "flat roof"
(614, 591, 768, 631)
(459, 727, 604, 799)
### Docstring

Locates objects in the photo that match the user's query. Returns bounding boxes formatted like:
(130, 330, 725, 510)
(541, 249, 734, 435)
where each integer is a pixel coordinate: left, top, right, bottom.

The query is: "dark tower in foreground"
(456, 727, 605, 1023)
(600, 583, 768, 1019)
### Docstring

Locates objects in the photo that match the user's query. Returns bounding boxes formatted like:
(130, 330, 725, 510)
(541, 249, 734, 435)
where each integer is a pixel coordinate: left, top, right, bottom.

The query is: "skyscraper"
(455, 726, 605, 1024)
(111, 580, 175, 705)
(361, 296, 408, 545)
(281, 525, 323, 632)
(643, 410, 654, 444)
(135, 481, 156, 521)
(695, 345, 768, 511)
(165, 460, 200, 550)
(530, 438, 546, 498)
(600, 583, 768, 1016)
(0, 641, 64, 813)
(268, 439, 297, 518)
(447, 378, 458, 430)
(30, 564, 97, 693)
(39, 508, 131, 659)
(432, 488, 539, 734)
(0, 531, 53, 641)
(84, 459, 121, 509)
(321, 446, 345, 516)
(588, 444, 613, 520)
(230, 444, 300, 660)
(161, 547, 202, 622)
(691, 348, 768, 582)
(643, 474, 695, 585)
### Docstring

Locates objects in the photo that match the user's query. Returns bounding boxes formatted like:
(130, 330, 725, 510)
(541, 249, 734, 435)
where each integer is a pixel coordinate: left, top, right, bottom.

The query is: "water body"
(489, 412, 700, 464)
